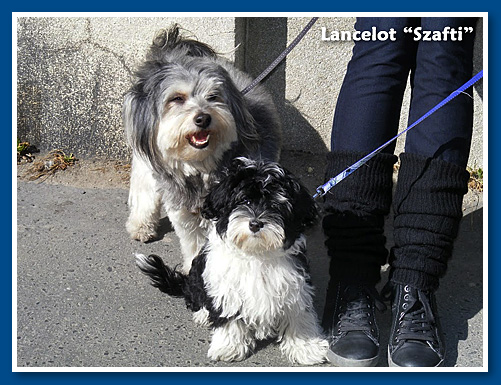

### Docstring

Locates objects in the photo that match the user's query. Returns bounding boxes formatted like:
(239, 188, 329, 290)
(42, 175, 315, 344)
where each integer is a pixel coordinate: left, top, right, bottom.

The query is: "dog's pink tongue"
(193, 131, 209, 143)
(188, 131, 210, 148)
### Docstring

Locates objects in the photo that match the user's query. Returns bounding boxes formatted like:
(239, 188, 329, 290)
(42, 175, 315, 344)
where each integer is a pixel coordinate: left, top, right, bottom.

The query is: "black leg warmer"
(323, 151, 398, 286)
(389, 153, 470, 291)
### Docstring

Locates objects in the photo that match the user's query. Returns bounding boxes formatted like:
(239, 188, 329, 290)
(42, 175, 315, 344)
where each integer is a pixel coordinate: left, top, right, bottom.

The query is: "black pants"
(331, 17, 477, 168)
(324, 17, 476, 291)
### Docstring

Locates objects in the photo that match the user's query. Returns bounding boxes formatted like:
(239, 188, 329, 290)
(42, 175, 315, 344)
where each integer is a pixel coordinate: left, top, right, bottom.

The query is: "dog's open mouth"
(187, 131, 210, 149)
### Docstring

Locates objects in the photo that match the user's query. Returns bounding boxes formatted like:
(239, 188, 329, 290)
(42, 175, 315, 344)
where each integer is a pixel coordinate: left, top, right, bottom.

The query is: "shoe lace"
(383, 283, 437, 344)
(336, 285, 386, 334)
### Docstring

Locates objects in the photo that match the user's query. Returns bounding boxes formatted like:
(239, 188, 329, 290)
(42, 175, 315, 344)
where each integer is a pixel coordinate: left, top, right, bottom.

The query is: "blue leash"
(313, 70, 484, 200)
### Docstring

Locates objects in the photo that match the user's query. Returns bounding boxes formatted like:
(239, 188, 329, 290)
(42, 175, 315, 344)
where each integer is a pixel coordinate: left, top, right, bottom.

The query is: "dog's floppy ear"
(289, 176, 318, 231)
(200, 184, 220, 220)
(201, 159, 251, 220)
(220, 74, 260, 153)
(123, 89, 163, 173)
(201, 177, 230, 221)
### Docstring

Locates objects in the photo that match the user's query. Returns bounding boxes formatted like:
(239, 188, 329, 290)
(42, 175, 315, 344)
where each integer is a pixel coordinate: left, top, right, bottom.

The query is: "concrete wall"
(16, 16, 484, 168)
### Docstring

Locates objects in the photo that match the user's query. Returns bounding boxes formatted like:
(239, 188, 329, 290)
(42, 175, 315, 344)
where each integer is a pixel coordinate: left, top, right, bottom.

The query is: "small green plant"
(467, 167, 483, 192)
(17, 138, 28, 153)
(60, 151, 76, 166)
(17, 139, 39, 163)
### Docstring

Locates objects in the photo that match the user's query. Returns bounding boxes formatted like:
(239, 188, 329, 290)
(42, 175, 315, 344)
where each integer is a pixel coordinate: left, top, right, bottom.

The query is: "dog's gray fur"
(123, 25, 282, 271)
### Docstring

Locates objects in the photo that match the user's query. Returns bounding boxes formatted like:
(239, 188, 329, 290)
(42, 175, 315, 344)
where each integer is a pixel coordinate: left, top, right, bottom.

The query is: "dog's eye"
(169, 95, 185, 104)
(207, 94, 221, 103)
(240, 198, 251, 206)
(271, 202, 279, 209)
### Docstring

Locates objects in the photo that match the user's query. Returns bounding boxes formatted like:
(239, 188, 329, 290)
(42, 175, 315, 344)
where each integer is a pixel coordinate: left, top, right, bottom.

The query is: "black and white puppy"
(124, 25, 282, 273)
(136, 158, 328, 365)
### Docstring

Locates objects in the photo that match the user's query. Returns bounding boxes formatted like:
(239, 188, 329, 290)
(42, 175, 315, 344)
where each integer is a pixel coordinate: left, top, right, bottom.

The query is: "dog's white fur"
(135, 158, 328, 365)
(126, 98, 242, 271)
(127, 155, 211, 260)
(195, 230, 328, 365)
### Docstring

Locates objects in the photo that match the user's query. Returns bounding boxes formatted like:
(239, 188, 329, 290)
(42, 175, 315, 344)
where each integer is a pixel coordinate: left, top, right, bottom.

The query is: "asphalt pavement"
(15, 154, 484, 369)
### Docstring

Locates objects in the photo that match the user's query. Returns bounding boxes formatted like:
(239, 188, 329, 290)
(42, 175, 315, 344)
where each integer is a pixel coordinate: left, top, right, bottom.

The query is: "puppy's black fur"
(137, 157, 317, 325)
(202, 157, 317, 249)
(138, 251, 229, 327)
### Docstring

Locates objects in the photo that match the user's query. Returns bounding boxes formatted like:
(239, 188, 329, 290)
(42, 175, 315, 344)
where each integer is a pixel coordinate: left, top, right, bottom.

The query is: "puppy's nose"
(194, 113, 211, 129)
(249, 219, 264, 233)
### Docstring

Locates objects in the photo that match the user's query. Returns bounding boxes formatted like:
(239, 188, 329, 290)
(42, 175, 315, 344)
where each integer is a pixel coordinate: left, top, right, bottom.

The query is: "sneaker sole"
(387, 347, 444, 367)
(327, 349, 379, 367)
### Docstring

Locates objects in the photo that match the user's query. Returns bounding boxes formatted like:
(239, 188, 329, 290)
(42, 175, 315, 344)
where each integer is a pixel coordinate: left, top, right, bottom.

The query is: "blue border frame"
(7, 1, 497, 383)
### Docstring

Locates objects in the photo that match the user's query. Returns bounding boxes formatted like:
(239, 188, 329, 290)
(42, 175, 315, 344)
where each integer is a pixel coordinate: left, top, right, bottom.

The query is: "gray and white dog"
(123, 25, 282, 272)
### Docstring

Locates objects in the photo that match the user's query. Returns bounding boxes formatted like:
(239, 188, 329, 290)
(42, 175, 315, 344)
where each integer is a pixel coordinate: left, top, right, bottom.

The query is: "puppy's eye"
(240, 198, 251, 206)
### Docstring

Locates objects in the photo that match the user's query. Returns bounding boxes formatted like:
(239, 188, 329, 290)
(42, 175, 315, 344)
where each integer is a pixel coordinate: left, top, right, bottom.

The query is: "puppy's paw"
(193, 308, 211, 327)
(207, 323, 255, 362)
(280, 336, 329, 365)
(207, 341, 251, 362)
(126, 220, 158, 243)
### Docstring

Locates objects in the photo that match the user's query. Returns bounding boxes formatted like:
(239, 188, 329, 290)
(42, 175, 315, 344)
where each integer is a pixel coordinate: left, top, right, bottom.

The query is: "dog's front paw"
(193, 308, 211, 327)
(207, 322, 255, 362)
(280, 336, 329, 366)
(126, 220, 158, 243)
(207, 341, 252, 362)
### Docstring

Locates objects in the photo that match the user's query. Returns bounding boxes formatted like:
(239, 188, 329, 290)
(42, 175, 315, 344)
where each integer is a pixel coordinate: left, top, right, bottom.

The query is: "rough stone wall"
(16, 16, 484, 168)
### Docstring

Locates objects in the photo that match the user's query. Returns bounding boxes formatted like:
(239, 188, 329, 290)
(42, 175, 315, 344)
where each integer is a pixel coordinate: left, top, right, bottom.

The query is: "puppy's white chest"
(202, 233, 307, 330)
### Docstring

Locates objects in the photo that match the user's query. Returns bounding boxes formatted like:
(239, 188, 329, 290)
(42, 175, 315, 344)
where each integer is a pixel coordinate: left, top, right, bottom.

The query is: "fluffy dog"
(123, 25, 282, 273)
(136, 158, 328, 365)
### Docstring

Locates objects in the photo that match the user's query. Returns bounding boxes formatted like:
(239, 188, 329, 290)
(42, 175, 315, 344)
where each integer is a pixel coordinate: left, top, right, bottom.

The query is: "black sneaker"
(323, 282, 386, 367)
(386, 283, 445, 367)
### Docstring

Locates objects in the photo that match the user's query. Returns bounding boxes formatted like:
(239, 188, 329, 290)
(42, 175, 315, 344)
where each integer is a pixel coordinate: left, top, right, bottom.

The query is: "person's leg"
(323, 151, 396, 367)
(323, 17, 417, 366)
(404, 17, 477, 167)
(331, 17, 418, 154)
(388, 17, 477, 367)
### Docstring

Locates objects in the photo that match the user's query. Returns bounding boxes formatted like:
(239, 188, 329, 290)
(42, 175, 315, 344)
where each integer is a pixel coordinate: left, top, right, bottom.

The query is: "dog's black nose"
(249, 219, 264, 233)
(194, 113, 211, 128)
